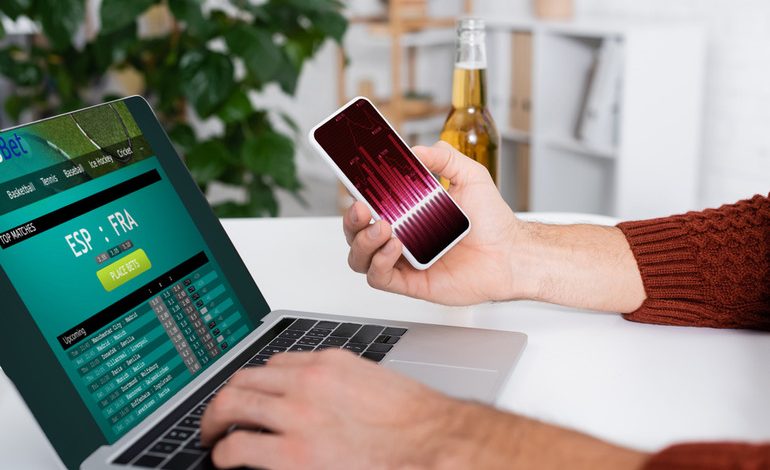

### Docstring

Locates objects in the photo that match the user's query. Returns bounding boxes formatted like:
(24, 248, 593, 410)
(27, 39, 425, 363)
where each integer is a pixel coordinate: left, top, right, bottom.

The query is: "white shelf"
(542, 135, 616, 160)
(402, 29, 456, 48)
(401, 113, 447, 135)
(501, 128, 531, 143)
(486, 17, 703, 37)
(348, 23, 456, 48)
(484, 17, 706, 219)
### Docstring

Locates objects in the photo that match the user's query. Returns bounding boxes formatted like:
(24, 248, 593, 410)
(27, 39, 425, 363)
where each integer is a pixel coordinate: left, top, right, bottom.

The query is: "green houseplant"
(0, 0, 347, 216)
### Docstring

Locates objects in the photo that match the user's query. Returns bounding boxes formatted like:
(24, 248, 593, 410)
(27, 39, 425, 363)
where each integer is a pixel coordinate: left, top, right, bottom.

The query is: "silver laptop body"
(83, 309, 526, 469)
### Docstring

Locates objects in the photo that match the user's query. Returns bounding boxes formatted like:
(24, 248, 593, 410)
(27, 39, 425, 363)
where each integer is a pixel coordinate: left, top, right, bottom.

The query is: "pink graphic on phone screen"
(314, 99, 469, 264)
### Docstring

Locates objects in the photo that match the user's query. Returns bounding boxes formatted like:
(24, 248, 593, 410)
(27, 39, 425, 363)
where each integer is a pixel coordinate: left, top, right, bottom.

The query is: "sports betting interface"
(0, 102, 259, 442)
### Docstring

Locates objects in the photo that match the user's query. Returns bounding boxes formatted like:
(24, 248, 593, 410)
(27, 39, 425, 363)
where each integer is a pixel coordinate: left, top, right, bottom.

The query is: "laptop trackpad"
(386, 360, 499, 401)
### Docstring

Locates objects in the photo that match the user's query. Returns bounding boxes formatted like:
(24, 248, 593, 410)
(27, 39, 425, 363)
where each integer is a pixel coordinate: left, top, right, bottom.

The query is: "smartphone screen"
(313, 98, 470, 266)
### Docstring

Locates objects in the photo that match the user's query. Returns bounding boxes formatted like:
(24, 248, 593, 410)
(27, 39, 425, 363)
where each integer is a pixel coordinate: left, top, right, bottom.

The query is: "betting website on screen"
(0, 102, 259, 442)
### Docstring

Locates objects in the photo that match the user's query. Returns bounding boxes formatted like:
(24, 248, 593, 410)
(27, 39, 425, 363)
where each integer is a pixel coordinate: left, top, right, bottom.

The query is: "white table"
(3, 214, 770, 468)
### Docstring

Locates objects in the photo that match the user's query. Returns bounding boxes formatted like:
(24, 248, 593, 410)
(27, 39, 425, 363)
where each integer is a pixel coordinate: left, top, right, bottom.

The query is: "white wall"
(274, 0, 769, 215)
(461, 0, 770, 209)
(576, 0, 770, 208)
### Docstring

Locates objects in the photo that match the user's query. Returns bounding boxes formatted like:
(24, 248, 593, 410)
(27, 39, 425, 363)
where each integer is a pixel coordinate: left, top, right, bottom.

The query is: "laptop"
(0, 97, 526, 470)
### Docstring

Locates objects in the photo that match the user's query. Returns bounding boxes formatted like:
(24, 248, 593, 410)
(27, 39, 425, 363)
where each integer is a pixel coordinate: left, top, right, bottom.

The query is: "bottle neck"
(452, 29, 488, 108)
(452, 65, 488, 108)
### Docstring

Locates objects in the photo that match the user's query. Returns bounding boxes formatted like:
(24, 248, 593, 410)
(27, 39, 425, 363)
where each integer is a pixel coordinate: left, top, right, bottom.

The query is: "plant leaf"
(273, 52, 300, 95)
(179, 50, 235, 117)
(36, 0, 85, 49)
(168, 123, 196, 153)
(4, 94, 33, 121)
(100, 0, 154, 35)
(283, 30, 324, 68)
(242, 132, 298, 189)
(91, 22, 138, 69)
(213, 201, 255, 218)
(280, 0, 343, 14)
(1, 0, 33, 20)
(168, 0, 210, 37)
(217, 165, 245, 186)
(217, 89, 253, 124)
(313, 11, 347, 43)
(186, 139, 233, 185)
(249, 178, 279, 217)
(0, 48, 41, 86)
(13, 61, 41, 86)
(224, 24, 282, 84)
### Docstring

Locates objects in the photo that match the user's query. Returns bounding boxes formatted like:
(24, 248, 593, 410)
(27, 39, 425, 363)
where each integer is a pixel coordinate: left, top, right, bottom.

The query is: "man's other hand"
(200, 349, 466, 469)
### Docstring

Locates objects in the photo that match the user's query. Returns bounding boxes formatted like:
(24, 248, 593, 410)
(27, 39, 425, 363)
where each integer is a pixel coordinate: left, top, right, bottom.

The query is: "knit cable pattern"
(617, 193, 770, 330)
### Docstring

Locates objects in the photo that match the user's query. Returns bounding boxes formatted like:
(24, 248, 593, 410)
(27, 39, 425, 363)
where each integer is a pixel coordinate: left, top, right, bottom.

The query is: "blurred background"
(1, 0, 768, 219)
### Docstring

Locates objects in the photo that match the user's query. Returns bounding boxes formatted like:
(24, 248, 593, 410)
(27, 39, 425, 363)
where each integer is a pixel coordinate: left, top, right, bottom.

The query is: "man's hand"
(200, 349, 648, 470)
(344, 140, 646, 312)
(343, 141, 527, 306)
(200, 349, 466, 469)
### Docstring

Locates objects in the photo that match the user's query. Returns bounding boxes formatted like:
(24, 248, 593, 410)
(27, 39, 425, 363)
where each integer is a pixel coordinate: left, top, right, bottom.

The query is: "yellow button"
(96, 249, 152, 292)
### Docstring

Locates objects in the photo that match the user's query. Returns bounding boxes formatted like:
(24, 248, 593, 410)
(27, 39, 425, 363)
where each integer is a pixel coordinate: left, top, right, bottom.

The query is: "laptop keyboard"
(116, 318, 407, 469)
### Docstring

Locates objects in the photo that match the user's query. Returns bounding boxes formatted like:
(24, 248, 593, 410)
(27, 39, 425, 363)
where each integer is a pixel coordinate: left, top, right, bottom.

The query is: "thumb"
(411, 141, 483, 187)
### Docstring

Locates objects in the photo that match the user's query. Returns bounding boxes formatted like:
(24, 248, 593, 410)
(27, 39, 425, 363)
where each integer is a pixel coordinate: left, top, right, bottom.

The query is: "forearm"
(437, 402, 648, 470)
(510, 221, 646, 313)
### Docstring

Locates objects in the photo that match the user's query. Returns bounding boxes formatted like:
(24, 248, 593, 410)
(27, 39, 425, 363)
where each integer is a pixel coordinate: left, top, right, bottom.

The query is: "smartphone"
(309, 96, 471, 270)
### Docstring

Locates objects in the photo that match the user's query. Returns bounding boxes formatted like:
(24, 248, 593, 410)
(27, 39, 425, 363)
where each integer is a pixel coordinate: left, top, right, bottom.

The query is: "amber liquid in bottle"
(440, 19, 500, 188)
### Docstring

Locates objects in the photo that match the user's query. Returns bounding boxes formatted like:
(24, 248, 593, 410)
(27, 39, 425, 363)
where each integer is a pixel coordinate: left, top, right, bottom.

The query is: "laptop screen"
(0, 100, 266, 450)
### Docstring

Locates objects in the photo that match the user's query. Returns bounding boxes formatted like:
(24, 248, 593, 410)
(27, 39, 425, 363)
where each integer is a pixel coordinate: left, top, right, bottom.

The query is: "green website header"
(0, 102, 149, 217)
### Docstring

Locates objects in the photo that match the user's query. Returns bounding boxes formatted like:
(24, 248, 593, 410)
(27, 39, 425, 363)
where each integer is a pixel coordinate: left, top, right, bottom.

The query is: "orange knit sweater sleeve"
(617, 193, 770, 469)
(617, 193, 770, 330)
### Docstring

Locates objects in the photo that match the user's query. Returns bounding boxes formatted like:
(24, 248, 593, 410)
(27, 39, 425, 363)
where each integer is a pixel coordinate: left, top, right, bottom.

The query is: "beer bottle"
(440, 18, 500, 187)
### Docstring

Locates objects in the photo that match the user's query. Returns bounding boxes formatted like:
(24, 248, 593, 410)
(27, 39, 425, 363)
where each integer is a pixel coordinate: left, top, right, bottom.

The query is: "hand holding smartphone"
(309, 97, 471, 270)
